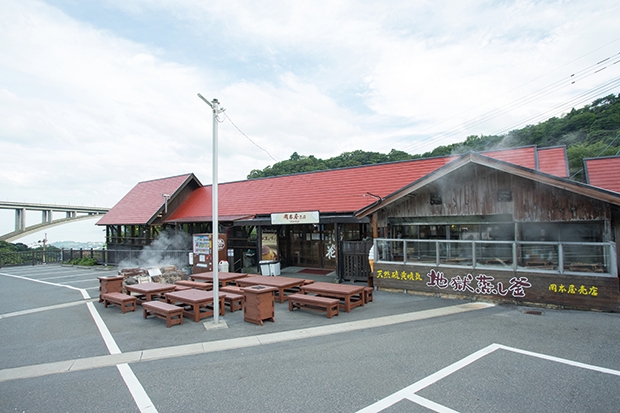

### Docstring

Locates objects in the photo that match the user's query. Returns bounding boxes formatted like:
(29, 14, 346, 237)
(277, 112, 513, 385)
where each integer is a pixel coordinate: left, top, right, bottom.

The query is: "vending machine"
(191, 233, 227, 274)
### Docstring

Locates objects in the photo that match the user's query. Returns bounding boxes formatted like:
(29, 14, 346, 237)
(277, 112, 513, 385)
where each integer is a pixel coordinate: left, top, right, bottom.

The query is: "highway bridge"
(0, 201, 110, 242)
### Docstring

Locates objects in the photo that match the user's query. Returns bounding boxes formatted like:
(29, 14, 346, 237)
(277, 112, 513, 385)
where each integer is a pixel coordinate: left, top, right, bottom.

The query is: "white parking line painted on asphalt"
(0, 272, 90, 299)
(58, 278, 100, 284)
(1, 271, 158, 413)
(38, 274, 87, 280)
(117, 363, 159, 413)
(86, 301, 121, 355)
(0, 302, 494, 383)
(0, 299, 96, 319)
(497, 344, 620, 377)
(407, 394, 460, 413)
(356, 343, 620, 413)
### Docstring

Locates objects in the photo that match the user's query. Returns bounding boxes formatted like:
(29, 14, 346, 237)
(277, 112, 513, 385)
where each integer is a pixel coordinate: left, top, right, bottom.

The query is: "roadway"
(0, 265, 619, 412)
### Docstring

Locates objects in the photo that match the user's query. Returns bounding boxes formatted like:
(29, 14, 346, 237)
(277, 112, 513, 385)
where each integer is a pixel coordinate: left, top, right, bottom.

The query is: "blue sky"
(1, 0, 620, 244)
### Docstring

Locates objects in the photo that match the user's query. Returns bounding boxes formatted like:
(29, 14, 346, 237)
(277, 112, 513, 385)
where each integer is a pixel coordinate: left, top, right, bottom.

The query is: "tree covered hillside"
(248, 94, 620, 181)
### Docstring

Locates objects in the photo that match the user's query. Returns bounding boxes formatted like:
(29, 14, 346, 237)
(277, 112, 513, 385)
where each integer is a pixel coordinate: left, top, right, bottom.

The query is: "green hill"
(248, 94, 620, 182)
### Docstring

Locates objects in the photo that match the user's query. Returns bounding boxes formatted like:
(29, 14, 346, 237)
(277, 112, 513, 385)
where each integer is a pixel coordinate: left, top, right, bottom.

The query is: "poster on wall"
(261, 232, 279, 261)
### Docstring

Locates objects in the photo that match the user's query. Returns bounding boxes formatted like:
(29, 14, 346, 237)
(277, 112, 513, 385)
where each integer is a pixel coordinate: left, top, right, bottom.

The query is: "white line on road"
(1, 271, 158, 413)
(356, 343, 620, 413)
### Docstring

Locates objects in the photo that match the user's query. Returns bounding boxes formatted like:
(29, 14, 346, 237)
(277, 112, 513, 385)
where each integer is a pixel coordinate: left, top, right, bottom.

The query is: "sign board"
(261, 231, 279, 261)
(271, 211, 319, 225)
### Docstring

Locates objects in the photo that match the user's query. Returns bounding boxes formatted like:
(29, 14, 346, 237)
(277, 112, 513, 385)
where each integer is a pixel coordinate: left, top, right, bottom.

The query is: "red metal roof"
(537, 146, 568, 177)
(97, 174, 195, 225)
(166, 156, 458, 221)
(95, 146, 570, 225)
(481, 146, 537, 169)
(584, 156, 620, 193)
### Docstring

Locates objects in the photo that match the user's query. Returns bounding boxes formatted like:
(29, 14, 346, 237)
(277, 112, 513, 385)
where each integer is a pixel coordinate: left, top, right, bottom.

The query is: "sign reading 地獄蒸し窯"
(271, 211, 319, 225)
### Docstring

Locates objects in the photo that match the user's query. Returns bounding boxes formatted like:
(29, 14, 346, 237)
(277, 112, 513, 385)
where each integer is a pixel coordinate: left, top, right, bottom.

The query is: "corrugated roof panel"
(97, 174, 193, 225)
(584, 157, 620, 193)
(538, 147, 568, 177)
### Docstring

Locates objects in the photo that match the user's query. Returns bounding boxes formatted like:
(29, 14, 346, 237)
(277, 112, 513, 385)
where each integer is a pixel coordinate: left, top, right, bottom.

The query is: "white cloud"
(1, 0, 619, 243)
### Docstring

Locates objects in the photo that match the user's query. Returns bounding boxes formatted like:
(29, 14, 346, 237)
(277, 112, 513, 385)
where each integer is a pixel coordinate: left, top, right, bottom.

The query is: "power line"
(396, 51, 620, 155)
(223, 112, 278, 163)
(223, 112, 354, 196)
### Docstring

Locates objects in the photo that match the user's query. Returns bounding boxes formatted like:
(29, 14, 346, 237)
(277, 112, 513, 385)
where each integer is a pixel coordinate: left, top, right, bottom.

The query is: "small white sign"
(271, 211, 319, 225)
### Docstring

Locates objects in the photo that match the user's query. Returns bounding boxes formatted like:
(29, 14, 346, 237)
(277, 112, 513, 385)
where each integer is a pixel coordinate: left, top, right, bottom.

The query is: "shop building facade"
(97, 146, 620, 310)
(356, 152, 620, 311)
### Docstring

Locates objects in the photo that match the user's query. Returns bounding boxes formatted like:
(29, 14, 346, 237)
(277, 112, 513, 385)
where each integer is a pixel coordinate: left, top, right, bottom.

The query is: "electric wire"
(222, 112, 347, 196)
(493, 77, 620, 136)
(398, 51, 620, 155)
(379, 37, 620, 152)
(223, 112, 278, 163)
(570, 131, 620, 179)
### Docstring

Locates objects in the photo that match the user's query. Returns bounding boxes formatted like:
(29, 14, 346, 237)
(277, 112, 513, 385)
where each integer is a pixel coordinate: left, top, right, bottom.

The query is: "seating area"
(98, 266, 374, 326)
(288, 293, 340, 318)
(142, 301, 184, 327)
(101, 292, 137, 313)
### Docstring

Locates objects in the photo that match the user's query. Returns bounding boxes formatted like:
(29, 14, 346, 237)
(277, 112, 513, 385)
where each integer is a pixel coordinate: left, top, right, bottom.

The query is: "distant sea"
(51, 241, 106, 249)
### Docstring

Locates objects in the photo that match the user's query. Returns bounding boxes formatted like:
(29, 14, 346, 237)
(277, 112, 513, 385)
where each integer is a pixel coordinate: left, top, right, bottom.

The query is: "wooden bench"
(288, 293, 339, 318)
(102, 292, 137, 313)
(223, 292, 244, 312)
(221, 286, 244, 294)
(175, 280, 213, 290)
(142, 301, 184, 327)
(364, 287, 373, 303)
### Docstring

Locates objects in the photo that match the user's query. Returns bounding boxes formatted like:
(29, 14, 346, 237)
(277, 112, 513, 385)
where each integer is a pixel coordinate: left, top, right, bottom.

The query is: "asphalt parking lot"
(1, 264, 619, 413)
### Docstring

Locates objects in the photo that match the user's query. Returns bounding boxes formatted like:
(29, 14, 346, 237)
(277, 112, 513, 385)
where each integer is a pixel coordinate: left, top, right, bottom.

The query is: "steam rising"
(118, 230, 192, 270)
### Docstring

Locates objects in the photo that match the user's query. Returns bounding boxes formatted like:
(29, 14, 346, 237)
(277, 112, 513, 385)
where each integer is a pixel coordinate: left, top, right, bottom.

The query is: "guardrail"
(374, 238, 618, 277)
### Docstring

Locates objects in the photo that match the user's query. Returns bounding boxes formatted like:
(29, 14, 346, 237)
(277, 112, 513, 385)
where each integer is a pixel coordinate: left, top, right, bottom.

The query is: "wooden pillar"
(371, 213, 378, 238)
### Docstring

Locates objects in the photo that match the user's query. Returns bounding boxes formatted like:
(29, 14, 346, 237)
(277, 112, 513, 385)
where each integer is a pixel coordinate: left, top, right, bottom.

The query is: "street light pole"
(198, 93, 224, 325)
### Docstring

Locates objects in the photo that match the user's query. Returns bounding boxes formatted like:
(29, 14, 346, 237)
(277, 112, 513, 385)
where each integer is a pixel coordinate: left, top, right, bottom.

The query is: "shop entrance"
(286, 224, 337, 269)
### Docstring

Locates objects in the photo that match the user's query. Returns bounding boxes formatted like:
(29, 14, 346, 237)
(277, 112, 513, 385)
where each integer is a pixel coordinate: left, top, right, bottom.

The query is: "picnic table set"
(98, 270, 373, 327)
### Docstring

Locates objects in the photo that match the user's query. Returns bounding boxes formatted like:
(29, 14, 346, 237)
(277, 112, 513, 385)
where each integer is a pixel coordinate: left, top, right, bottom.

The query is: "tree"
(245, 94, 620, 181)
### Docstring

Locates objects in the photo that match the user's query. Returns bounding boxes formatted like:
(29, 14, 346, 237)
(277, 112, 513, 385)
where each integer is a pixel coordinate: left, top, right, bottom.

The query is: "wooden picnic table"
(164, 289, 226, 322)
(190, 271, 249, 287)
(300, 282, 365, 312)
(125, 282, 177, 304)
(235, 276, 307, 303)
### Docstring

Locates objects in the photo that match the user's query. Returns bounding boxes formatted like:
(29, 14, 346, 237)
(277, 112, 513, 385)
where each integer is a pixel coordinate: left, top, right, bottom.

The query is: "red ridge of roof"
(97, 174, 193, 225)
(537, 146, 568, 177)
(584, 157, 620, 193)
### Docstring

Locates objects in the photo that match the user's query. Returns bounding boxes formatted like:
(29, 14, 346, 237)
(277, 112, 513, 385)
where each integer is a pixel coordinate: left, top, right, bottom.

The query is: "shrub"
(67, 257, 99, 266)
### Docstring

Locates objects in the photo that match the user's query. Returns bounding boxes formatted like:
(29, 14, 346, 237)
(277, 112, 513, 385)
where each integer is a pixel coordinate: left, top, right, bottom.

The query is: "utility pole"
(198, 93, 225, 326)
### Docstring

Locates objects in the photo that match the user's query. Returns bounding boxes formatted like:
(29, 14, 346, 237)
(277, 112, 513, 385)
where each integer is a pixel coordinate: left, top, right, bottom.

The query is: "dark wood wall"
(378, 164, 611, 226)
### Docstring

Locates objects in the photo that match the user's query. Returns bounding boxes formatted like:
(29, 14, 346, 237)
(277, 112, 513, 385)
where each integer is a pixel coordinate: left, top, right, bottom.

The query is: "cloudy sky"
(1, 0, 619, 245)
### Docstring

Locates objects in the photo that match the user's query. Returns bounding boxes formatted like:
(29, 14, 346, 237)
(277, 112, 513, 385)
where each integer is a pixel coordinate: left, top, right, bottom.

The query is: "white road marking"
(356, 343, 620, 413)
(0, 300, 95, 319)
(1, 271, 158, 413)
(0, 272, 90, 299)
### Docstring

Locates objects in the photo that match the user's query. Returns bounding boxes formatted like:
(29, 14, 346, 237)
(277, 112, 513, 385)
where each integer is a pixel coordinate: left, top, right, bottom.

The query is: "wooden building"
(355, 152, 620, 311)
(97, 147, 620, 310)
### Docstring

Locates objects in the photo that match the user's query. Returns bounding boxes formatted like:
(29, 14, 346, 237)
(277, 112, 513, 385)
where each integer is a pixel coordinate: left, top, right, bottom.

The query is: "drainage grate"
(524, 310, 543, 315)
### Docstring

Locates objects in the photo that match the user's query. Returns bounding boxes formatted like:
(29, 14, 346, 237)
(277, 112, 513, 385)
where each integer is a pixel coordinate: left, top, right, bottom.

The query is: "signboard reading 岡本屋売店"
(271, 211, 319, 225)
